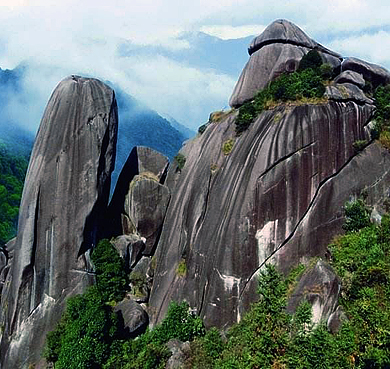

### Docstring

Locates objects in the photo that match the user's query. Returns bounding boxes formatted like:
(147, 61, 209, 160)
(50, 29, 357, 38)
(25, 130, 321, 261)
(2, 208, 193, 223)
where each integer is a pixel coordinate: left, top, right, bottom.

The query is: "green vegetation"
(198, 124, 208, 135)
(0, 145, 28, 247)
(91, 239, 129, 303)
(222, 138, 234, 155)
(373, 84, 390, 149)
(45, 197, 390, 368)
(174, 153, 186, 170)
(176, 258, 187, 277)
(342, 198, 371, 233)
(352, 139, 368, 153)
(235, 50, 327, 135)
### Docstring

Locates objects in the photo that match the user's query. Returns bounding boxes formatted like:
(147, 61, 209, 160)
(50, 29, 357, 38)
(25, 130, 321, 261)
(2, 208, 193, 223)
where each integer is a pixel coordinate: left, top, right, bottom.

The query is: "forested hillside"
(0, 145, 28, 247)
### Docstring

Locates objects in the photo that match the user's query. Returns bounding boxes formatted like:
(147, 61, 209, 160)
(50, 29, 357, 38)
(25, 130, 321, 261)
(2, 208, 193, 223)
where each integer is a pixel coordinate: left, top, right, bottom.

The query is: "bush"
(222, 139, 234, 155)
(298, 49, 323, 72)
(320, 63, 334, 80)
(352, 139, 368, 153)
(342, 199, 371, 233)
(44, 287, 121, 368)
(174, 153, 186, 170)
(176, 258, 187, 277)
(91, 239, 129, 302)
(198, 124, 208, 135)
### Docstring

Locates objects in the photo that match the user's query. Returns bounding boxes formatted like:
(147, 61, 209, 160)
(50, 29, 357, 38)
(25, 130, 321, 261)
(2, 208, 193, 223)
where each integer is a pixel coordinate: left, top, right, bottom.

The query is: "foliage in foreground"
(45, 198, 390, 368)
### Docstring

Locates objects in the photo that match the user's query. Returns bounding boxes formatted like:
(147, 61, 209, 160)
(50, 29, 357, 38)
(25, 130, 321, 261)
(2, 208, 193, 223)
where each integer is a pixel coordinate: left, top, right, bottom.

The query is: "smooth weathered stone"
(334, 70, 365, 89)
(342, 57, 390, 88)
(112, 234, 146, 271)
(108, 146, 170, 237)
(327, 305, 347, 334)
(286, 260, 341, 325)
(114, 298, 149, 336)
(0, 76, 118, 369)
(325, 83, 374, 105)
(165, 339, 191, 369)
(125, 177, 170, 255)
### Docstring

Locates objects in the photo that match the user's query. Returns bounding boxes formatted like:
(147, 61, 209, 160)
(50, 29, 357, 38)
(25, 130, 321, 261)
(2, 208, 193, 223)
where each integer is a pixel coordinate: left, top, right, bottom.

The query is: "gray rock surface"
(325, 83, 374, 104)
(248, 19, 341, 58)
(327, 305, 347, 334)
(114, 298, 149, 336)
(286, 260, 341, 325)
(108, 146, 169, 237)
(0, 75, 118, 369)
(230, 20, 341, 107)
(165, 339, 190, 369)
(342, 57, 390, 88)
(148, 96, 390, 330)
(112, 234, 145, 271)
(334, 70, 365, 89)
(125, 176, 170, 255)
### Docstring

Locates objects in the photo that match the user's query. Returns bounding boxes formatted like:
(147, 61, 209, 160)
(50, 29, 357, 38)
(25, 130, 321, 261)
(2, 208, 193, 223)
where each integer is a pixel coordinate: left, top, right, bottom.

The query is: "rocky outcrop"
(342, 57, 390, 88)
(286, 260, 341, 325)
(334, 70, 365, 89)
(230, 19, 342, 107)
(148, 21, 390, 330)
(114, 298, 149, 336)
(0, 76, 118, 369)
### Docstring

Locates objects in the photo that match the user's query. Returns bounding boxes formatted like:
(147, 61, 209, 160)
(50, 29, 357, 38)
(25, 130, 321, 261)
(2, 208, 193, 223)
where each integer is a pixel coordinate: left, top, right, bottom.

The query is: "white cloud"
(329, 31, 390, 70)
(200, 25, 265, 40)
(0, 0, 389, 132)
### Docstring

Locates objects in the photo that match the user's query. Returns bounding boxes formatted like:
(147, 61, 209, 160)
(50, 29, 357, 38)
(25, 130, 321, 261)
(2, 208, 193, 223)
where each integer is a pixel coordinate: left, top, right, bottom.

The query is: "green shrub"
(342, 199, 371, 233)
(44, 287, 121, 368)
(222, 139, 234, 155)
(91, 239, 129, 303)
(176, 258, 187, 277)
(198, 124, 208, 135)
(320, 63, 333, 80)
(235, 53, 326, 135)
(298, 49, 323, 72)
(174, 153, 186, 170)
(352, 139, 368, 153)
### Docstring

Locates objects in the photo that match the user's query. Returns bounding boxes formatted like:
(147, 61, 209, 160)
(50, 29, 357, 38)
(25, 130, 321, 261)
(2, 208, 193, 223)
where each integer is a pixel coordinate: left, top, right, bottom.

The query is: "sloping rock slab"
(286, 260, 340, 325)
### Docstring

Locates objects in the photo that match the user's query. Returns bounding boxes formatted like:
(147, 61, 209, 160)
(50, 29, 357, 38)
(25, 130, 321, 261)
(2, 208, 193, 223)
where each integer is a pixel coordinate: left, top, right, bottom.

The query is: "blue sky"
(0, 0, 389, 131)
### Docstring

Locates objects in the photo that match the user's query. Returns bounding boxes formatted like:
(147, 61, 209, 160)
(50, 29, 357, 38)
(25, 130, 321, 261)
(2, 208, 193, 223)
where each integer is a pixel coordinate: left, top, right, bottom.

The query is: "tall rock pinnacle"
(0, 76, 118, 368)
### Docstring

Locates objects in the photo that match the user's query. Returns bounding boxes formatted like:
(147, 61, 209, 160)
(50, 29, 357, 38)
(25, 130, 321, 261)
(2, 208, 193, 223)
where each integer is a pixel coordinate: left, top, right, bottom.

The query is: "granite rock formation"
(148, 21, 390, 330)
(0, 76, 118, 369)
(230, 19, 342, 107)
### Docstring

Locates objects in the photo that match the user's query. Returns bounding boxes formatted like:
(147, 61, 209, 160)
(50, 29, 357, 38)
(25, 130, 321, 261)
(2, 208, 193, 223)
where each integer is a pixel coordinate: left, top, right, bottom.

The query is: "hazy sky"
(0, 0, 389, 131)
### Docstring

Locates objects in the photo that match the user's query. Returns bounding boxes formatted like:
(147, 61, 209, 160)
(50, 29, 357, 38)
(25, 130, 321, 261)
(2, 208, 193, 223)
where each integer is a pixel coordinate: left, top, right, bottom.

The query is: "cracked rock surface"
(0, 76, 118, 369)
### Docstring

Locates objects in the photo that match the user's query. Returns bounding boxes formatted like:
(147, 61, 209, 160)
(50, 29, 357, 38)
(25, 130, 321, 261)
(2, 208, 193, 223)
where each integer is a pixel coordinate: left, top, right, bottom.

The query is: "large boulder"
(230, 19, 342, 107)
(286, 260, 341, 325)
(342, 57, 390, 88)
(108, 146, 170, 237)
(125, 176, 171, 255)
(114, 298, 149, 336)
(0, 76, 118, 369)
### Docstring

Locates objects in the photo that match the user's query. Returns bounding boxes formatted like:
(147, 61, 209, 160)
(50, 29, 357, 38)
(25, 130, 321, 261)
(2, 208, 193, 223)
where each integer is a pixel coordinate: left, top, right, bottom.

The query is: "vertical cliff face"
(148, 21, 390, 330)
(0, 76, 118, 368)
